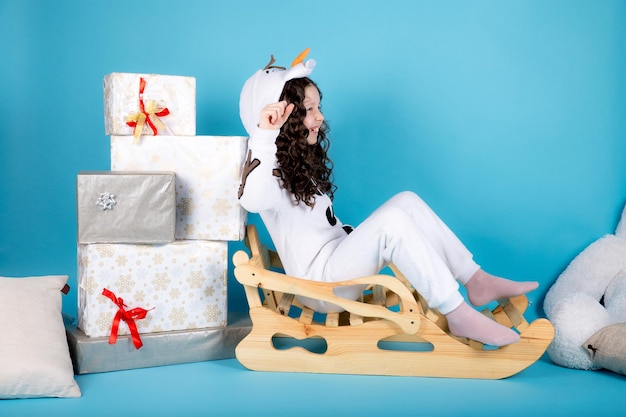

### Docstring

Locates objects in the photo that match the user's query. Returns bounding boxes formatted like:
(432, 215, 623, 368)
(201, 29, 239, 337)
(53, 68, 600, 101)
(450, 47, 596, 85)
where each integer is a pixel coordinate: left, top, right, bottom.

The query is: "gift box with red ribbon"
(66, 311, 251, 374)
(77, 240, 227, 340)
(104, 73, 196, 141)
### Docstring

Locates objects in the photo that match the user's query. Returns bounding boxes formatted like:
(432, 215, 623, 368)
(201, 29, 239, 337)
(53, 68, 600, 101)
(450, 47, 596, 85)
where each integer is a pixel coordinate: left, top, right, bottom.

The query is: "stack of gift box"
(66, 73, 251, 374)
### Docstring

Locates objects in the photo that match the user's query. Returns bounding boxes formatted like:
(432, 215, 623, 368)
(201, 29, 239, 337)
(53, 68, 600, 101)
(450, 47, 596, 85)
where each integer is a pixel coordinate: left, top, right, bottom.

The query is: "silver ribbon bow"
(96, 192, 117, 211)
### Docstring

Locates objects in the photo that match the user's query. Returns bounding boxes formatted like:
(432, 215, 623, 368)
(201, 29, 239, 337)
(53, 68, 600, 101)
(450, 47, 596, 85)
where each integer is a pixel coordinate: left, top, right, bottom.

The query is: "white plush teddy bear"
(544, 203, 626, 371)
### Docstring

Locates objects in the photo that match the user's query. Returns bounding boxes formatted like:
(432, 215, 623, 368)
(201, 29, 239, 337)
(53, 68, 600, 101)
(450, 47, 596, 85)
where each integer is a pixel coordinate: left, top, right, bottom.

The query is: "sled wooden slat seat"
(233, 224, 555, 379)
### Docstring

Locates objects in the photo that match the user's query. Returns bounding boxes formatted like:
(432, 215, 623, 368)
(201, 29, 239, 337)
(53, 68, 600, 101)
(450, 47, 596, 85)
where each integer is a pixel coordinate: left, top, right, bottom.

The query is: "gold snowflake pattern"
(203, 304, 223, 324)
(134, 289, 146, 303)
(183, 223, 195, 235)
(186, 270, 205, 289)
(83, 275, 100, 295)
(204, 285, 215, 297)
(133, 245, 151, 257)
(115, 274, 136, 293)
(95, 244, 114, 258)
(170, 287, 181, 299)
(152, 272, 171, 291)
(116, 255, 128, 267)
(169, 307, 188, 326)
(212, 198, 233, 216)
(186, 322, 199, 330)
(177, 197, 195, 216)
(95, 311, 114, 333)
(170, 244, 186, 257)
(152, 253, 164, 265)
(196, 231, 211, 240)
(218, 224, 234, 238)
(78, 251, 89, 269)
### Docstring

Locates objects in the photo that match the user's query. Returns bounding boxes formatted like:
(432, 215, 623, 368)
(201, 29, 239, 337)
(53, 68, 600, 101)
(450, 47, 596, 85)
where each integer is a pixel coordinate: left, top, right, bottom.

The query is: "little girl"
(238, 52, 538, 346)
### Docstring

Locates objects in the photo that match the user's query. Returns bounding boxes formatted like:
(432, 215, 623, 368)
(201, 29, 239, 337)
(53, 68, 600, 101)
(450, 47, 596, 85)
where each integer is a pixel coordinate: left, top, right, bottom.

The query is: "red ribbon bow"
(102, 288, 152, 350)
(125, 77, 170, 143)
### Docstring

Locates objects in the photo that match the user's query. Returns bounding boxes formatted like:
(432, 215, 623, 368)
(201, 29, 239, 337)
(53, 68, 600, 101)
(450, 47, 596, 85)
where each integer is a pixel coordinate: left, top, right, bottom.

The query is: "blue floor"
(2, 353, 624, 417)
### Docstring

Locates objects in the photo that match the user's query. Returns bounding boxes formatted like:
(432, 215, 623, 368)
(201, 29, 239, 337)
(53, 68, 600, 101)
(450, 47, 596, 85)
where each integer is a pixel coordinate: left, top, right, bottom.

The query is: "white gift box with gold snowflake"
(111, 135, 247, 241)
(77, 240, 227, 338)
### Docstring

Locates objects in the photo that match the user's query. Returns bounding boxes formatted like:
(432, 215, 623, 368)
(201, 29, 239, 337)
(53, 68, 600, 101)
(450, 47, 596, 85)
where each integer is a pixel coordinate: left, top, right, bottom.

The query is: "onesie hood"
(240, 49, 316, 136)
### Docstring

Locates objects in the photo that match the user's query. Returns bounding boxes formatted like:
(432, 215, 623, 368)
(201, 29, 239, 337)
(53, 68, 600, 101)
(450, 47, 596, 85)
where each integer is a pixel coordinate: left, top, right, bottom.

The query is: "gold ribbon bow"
(125, 77, 170, 144)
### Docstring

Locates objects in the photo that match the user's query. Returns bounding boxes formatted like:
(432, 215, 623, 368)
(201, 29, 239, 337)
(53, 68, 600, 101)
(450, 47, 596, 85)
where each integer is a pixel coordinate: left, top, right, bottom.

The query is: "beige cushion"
(584, 322, 626, 376)
(0, 275, 81, 398)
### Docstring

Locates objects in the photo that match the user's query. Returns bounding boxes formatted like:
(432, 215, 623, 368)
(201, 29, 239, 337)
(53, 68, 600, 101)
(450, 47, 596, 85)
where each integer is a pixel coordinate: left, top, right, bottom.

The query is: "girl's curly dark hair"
(276, 77, 335, 207)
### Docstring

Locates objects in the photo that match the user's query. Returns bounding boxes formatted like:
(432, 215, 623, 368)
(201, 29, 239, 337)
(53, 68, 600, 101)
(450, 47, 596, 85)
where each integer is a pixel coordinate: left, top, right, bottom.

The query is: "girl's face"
(302, 85, 324, 145)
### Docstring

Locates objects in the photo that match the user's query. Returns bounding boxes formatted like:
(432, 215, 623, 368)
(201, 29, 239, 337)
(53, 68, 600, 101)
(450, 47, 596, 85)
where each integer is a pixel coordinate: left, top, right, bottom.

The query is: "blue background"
(1, 0, 625, 322)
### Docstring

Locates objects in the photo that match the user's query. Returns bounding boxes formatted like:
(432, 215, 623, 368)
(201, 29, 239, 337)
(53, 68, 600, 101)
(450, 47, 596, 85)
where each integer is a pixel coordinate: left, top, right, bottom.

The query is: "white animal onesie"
(238, 54, 480, 314)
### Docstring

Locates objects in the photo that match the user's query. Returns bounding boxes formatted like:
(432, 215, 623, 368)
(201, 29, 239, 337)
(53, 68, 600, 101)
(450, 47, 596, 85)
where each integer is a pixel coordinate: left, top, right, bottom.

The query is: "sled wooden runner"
(233, 224, 555, 379)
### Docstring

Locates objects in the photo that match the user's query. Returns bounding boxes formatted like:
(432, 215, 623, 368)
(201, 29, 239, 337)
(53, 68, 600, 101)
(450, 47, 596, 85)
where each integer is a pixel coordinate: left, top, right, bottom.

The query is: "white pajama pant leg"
(323, 191, 480, 314)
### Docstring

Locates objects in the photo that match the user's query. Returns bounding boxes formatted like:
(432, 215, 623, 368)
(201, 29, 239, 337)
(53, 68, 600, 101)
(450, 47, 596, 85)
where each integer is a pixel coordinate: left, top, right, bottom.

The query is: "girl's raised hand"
(259, 101, 295, 130)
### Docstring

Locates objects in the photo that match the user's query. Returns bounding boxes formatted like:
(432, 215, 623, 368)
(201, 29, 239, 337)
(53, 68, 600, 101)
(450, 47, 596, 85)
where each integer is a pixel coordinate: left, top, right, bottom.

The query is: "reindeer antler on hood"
(239, 48, 316, 136)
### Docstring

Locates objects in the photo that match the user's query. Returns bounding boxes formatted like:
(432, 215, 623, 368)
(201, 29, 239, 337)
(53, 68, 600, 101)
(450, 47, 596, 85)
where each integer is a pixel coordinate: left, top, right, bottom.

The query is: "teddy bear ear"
(615, 203, 626, 238)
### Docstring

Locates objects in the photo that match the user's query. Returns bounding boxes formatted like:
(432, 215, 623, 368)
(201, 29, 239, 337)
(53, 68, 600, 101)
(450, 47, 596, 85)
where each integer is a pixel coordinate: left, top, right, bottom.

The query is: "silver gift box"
(66, 311, 251, 374)
(77, 171, 176, 244)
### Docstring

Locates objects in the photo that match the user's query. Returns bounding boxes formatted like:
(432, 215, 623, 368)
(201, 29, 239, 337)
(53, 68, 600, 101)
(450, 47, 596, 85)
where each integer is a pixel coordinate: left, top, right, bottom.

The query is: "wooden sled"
(233, 224, 554, 379)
